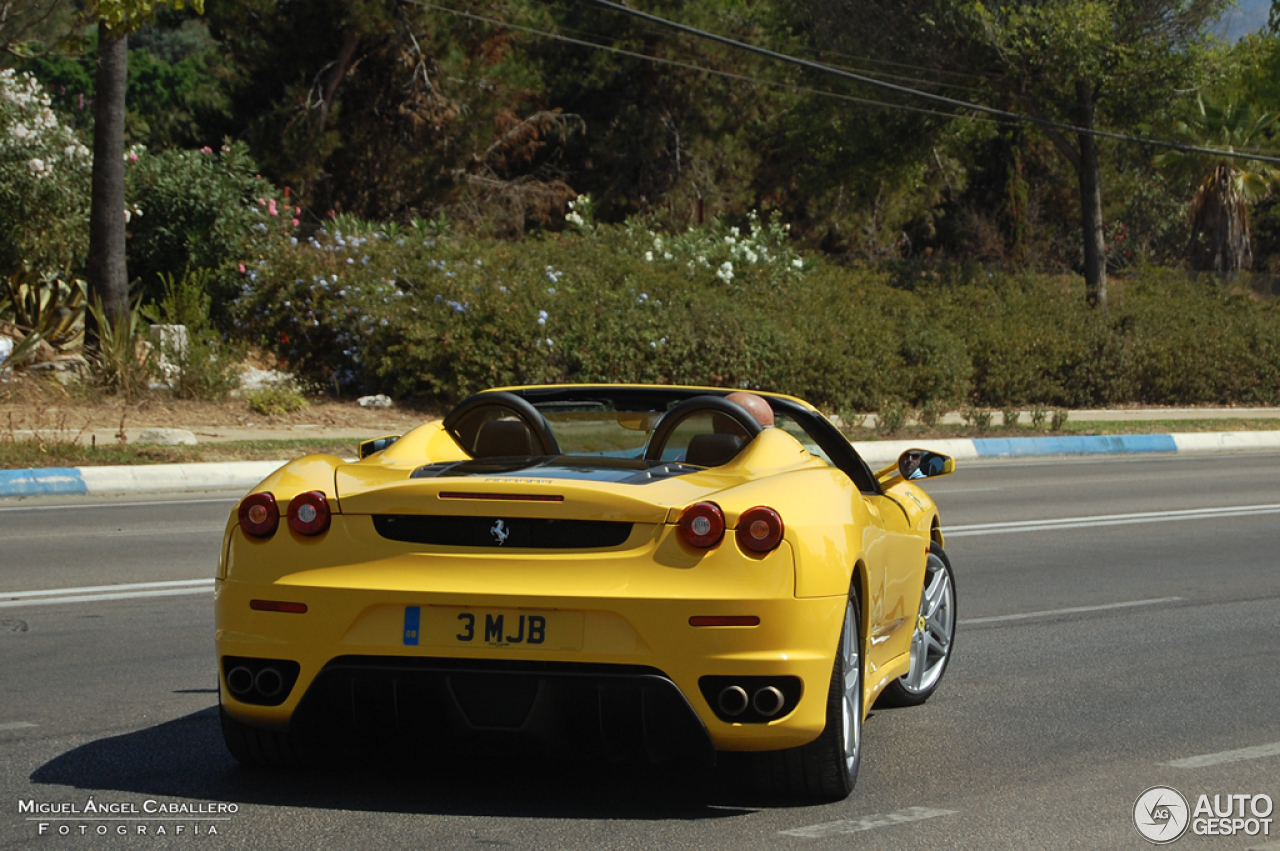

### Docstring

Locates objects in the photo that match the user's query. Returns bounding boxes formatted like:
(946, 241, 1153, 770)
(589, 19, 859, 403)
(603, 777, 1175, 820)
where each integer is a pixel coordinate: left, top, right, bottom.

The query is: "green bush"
(0, 70, 91, 286)
(125, 141, 289, 316)
(228, 214, 1280, 412)
(244, 384, 307, 416)
(143, 270, 243, 401)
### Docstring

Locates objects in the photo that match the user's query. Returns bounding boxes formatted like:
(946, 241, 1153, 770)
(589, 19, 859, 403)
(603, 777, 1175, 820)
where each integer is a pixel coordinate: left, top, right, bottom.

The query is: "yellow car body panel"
(216, 384, 953, 771)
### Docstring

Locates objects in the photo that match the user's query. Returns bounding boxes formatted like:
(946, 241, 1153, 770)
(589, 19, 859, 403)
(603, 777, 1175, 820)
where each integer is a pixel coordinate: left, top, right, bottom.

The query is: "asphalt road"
(2, 454, 1279, 850)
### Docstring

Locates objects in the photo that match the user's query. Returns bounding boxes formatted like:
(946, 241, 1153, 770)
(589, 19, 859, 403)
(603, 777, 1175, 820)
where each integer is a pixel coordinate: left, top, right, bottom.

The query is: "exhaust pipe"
(226, 666, 255, 697)
(752, 685, 786, 718)
(717, 685, 749, 717)
(254, 666, 285, 700)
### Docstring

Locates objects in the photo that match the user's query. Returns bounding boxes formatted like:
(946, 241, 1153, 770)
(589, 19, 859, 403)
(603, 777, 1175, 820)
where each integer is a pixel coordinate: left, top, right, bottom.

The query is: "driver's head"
(725, 391, 775, 428)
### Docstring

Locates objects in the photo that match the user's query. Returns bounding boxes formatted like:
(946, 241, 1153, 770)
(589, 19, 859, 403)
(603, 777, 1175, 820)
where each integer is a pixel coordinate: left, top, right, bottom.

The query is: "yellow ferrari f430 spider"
(215, 385, 956, 800)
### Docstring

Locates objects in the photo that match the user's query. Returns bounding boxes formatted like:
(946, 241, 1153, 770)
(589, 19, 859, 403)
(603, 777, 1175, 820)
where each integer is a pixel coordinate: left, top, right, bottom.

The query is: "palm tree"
(1158, 95, 1280, 272)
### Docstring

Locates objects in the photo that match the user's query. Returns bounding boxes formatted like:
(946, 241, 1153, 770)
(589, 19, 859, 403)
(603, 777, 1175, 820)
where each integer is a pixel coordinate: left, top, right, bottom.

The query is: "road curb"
(853, 430, 1280, 465)
(0, 461, 286, 499)
(3, 431, 1280, 499)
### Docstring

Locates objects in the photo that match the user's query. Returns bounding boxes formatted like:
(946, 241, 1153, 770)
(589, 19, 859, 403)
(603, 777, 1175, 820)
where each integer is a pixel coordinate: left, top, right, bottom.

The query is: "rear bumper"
(215, 577, 847, 753)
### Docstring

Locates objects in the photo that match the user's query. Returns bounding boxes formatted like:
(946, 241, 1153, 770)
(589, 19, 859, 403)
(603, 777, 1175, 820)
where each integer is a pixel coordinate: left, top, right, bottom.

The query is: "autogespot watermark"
(1133, 785, 1274, 844)
(18, 797, 236, 839)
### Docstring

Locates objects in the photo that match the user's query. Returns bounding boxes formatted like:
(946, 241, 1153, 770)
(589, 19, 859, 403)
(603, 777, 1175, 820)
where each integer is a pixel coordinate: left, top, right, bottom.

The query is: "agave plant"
(2, 269, 87, 350)
(1156, 95, 1280, 272)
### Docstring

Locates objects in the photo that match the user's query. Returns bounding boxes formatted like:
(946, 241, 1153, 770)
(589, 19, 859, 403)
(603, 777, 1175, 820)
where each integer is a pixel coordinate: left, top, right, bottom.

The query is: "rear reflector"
(250, 600, 308, 614)
(689, 615, 760, 627)
(439, 492, 564, 502)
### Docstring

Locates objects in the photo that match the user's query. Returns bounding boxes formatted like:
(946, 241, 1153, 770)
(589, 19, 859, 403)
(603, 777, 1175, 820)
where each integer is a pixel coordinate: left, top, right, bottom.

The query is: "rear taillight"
(288, 491, 331, 536)
(238, 492, 279, 538)
(679, 501, 725, 548)
(736, 506, 784, 553)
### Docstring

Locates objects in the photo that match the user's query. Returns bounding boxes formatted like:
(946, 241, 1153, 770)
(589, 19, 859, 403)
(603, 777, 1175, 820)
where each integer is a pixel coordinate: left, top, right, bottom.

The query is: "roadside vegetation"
(5, 3, 1280, 469)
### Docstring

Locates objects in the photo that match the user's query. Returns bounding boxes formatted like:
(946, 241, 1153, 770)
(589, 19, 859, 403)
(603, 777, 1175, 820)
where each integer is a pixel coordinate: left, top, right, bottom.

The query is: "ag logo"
(490, 519, 510, 546)
(1134, 785, 1190, 844)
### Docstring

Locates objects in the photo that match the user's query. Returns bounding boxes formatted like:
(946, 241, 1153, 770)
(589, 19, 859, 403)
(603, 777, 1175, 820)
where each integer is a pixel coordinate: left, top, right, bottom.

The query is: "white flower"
(26, 157, 45, 175)
(792, 258, 804, 269)
(644, 251, 654, 262)
(716, 261, 734, 283)
(566, 211, 584, 227)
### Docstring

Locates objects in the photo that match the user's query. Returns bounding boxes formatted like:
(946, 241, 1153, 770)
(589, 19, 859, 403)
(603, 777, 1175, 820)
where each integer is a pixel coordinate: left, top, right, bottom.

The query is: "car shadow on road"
(30, 708, 764, 820)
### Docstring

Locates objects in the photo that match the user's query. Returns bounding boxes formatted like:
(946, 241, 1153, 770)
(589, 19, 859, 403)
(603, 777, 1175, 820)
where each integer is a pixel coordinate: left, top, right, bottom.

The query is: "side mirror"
(898, 449, 954, 481)
(359, 435, 401, 459)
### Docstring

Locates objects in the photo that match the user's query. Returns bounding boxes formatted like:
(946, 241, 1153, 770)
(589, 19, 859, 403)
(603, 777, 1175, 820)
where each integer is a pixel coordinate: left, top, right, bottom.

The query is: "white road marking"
(0, 498, 235, 513)
(780, 806, 957, 838)
(960, 597, 1182, 626)
(0, 579, 214, 608)
(946, 504, 1280, 537)
(0, 527, 223, 541)
(1162, 740, 1280, 769)
(0, 722, 38, 731)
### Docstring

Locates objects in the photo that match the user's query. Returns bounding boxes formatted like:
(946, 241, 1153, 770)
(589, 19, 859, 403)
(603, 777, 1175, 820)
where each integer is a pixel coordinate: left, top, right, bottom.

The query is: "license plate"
(403, 606, 583, 651)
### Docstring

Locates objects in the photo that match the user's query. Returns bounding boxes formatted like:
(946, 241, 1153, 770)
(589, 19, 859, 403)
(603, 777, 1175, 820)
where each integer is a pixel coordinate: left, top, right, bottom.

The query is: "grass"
(0, 438, 361, 469)
(2, 418, 1280, 469)
(844, 418, 1280, 441)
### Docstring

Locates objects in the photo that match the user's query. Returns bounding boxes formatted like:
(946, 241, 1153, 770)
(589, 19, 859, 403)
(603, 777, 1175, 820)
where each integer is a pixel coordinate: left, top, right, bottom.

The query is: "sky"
(1215, 0, 1271, 41)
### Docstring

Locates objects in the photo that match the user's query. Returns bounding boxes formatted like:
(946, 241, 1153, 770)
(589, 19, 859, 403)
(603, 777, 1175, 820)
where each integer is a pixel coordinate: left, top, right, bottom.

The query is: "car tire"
(754, 583, 862, 801)
(878, 543, 956, 708)
(219, 706, 308, 768)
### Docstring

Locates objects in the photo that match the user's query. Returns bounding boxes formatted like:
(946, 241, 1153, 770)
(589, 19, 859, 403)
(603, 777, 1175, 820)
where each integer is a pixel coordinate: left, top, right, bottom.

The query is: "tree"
(84, 0, 201, 330)
(1157, 95, 1280, 271)
(795, 0, 1230, 308)
(0, 0, 78, 58)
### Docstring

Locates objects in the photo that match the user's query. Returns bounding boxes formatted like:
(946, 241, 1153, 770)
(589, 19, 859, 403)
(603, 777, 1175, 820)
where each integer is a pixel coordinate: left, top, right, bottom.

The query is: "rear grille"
(372, 514, 633, 549)
(289, 656, 714, 765)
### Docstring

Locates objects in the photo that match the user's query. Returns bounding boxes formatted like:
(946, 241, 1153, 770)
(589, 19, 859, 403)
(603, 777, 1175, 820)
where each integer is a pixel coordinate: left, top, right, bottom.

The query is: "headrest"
(473, 419, 538, 457)
(685, 433, 744, 467)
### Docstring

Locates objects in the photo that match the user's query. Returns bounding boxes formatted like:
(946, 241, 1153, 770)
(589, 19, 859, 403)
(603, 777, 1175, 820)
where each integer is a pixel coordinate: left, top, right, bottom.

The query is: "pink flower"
(257, 198, 266, 206)
(291, 218, 300, 227)
(268, 199, 279, 216)
(128, 152, 138, 162)
(200, 146, 213, 154)
(238, 264, 246, 274)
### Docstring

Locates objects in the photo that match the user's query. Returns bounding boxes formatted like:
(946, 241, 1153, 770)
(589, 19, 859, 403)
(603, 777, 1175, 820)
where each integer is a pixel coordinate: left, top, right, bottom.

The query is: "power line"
(582, 0, 1280, 167)
(407, 0, 1019, 127)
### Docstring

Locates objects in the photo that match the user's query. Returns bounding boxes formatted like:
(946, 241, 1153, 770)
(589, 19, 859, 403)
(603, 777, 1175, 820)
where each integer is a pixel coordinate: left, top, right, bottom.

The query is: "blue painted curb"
(0, 467, 88, 497)
(972, 434, 1179, 458)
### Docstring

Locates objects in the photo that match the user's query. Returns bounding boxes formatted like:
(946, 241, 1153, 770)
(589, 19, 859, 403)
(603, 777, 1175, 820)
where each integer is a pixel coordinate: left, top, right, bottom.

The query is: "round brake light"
(736, 506, 783, 553)
(679, 501, 725, 548)
(238, 492, 279, 538)
(288, 491, 331, 536)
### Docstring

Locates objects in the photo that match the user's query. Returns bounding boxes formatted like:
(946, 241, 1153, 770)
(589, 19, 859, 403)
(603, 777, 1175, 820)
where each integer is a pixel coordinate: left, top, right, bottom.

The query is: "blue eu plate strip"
(403, 606, 420, 646)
